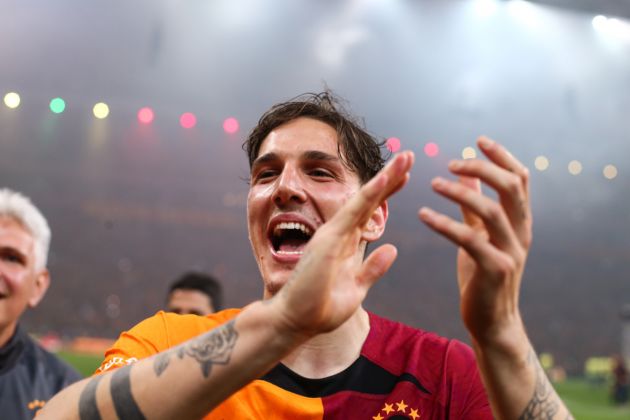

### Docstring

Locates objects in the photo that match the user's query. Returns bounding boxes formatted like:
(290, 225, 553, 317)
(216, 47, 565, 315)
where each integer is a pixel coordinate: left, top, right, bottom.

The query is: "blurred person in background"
(41, 92, 573, 419)
(0, 188, 81, 419)
(166, 271, 223, 316)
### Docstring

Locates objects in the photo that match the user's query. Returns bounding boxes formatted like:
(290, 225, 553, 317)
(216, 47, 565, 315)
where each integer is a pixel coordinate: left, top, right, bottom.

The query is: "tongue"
(279, 239, 306, 252)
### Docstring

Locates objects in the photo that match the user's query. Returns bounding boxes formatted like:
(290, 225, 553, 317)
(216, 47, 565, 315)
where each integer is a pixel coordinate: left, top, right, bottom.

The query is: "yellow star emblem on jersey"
(28, 400, 46, 410)
(382, 402, 395, 414)
(409, 407, 421, 419)
(396, 400, 408, 413)
(372, 413, 384, 420)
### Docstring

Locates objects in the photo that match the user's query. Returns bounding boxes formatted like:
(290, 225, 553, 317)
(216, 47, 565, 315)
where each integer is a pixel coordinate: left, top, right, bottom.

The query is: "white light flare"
(507, 0, 541, 28)
(592, 15, 630, 43)
(473, 0, 499, 19)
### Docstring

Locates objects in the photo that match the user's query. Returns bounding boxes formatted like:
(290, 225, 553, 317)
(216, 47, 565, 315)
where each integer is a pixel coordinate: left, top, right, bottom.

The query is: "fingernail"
(419, 207, 434, 221)
(478, 136, 494, 148)
(432, 177, 444, 188)
(448, 160, 462, 170)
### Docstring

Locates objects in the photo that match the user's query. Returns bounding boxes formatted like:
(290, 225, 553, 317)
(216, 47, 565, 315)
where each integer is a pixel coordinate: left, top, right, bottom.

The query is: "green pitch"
(554, 379, 630, 420)
(58, 351, 103, 378)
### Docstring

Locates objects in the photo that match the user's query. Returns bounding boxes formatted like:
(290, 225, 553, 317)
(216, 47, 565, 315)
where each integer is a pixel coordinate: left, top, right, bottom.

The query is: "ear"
(27, 269, 50, 309)
(361, 200, 388, 242)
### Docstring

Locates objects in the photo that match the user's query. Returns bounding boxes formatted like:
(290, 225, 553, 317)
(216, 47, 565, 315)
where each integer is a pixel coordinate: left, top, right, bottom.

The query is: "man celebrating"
(41, 92, 572, 419)
(0, 188, 81, 419)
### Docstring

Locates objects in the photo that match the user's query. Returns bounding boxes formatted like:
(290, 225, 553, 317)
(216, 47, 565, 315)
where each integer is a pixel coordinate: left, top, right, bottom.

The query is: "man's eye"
(310, 169, 333, 178)
(1, 253, 24, 265)
(255, 170, 277, 182)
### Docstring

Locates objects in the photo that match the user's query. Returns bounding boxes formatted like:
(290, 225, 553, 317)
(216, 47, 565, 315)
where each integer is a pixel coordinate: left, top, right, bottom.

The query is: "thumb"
(356, 244, 398, 289)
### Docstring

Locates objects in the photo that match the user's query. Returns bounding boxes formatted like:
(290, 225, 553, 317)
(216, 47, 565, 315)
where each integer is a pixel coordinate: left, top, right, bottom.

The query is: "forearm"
(472, 322, 573, 420)
(39, 300, 308, 420)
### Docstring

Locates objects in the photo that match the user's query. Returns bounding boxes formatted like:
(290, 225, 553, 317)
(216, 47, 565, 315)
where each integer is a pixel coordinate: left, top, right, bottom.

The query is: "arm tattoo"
(518, 349, 559, 420)
(110, 365, 147, 420)
(153, 352, 170, 377)
(78, 374, 105, 420)
(176, 319, 238, 378)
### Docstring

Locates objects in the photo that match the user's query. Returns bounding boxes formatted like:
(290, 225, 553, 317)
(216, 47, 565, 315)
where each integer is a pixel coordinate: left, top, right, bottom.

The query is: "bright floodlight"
(592, 15, 630, 42)
(592, 15, 608, 31)
(607, 18, 630, 41)
(603, 164, 618, 179)
(386, 137, 401, 153)
(462, 147, 477, 160)
(568, 160, 582, 175)
(534, 156, 549, 171)
(50, 97, 66, 114)
(93, 102, 110, 119)
(3, 92, 20, 109)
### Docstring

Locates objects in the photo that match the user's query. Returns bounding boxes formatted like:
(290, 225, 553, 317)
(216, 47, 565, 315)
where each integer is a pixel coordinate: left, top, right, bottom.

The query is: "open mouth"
(269, 221, 314, 256)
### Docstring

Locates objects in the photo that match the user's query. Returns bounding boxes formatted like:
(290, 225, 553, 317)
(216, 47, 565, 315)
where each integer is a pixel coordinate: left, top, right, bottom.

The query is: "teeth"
(276, 250, 304, 255)
(273, 222, 312, 236)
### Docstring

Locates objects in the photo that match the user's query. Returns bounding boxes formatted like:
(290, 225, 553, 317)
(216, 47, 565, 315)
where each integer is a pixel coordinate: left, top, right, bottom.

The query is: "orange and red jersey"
(97, 309, 492, 419)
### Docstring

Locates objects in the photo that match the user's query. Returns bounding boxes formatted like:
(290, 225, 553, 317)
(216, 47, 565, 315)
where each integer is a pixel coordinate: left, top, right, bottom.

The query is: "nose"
(271, 165, 307, 206)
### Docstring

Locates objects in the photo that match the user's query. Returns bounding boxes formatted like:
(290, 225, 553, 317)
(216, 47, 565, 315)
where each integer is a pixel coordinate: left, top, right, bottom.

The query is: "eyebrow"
(252, 150, 340, 171)
(251, 152, 280, 171)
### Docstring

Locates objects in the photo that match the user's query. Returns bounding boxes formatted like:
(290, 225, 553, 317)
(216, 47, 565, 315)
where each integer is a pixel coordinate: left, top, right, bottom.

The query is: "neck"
(281, 307, 370, 379)
(0, 322, 17, 349)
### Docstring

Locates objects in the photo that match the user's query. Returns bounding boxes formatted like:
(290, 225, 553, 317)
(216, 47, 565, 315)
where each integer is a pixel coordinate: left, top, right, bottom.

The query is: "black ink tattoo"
(177, 319, 238, 378)
(110, 365, 147, 420)
(153, 352, 171, 377)
(78, 374, 105, 420)
(518, 349, 560, 420)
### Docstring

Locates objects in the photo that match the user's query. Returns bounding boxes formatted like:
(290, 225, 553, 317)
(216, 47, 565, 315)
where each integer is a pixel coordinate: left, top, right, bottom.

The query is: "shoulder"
(25, 335, 82, 385)
(363, 312, 477, 374)
(96, 308, 242, 374)
(363, 313, 489, 416)
(126, 308, 241, 345)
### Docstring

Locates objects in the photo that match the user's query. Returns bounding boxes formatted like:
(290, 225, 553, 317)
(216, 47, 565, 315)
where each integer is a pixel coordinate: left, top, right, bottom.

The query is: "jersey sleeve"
(95, 311, 172, 375)
(94, 309, 241, 375)
(446, 339, 493, 419)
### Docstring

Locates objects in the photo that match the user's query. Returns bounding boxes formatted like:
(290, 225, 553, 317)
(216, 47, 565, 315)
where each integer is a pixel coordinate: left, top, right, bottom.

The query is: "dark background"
(1, 0, 629, 374)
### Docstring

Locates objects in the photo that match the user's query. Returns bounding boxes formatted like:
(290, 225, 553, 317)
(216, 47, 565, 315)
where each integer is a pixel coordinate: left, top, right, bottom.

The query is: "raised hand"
(418, 137, 575, 419)
(418, 136, 531, 344)
(272, 151, 415, 337)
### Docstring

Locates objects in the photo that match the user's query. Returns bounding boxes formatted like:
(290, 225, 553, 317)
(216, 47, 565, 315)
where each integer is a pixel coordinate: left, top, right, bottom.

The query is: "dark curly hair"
(168, 272, 223, 311)
(243, 91, 388, 184)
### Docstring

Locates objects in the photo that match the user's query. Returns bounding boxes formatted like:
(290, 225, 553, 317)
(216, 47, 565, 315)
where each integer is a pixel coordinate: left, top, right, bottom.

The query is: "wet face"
(166, 289, 215, 316)
(247, 117, 369, 298)
(0, 216, 49, 342)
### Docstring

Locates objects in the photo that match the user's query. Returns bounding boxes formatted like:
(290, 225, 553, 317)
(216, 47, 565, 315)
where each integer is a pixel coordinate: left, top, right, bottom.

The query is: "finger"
(447, 158, 530, 244)
(431, 177, 518, 251)
(355, 244, 398, 289)
(477, 136, 531, 209)
(478, 136, 528, 178)
(332, 151, 414, 233)
(458, 176, 484, 229)
(418, 207, 507, 277)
